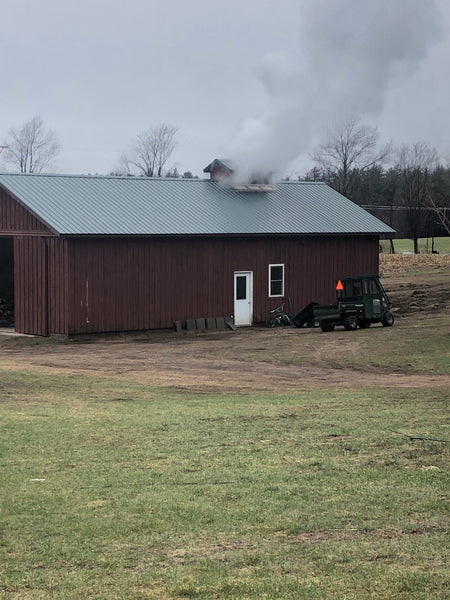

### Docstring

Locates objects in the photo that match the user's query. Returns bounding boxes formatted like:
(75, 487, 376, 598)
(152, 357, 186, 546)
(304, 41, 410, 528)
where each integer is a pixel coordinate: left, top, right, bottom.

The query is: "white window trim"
(269, 263, 284, 297)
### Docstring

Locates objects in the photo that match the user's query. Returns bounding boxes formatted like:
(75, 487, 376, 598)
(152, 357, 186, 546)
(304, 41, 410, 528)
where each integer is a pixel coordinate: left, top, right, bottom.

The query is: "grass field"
(1, 376, 448, 599)
(1, 258, 449, 599)
(380, 236, 450, 254)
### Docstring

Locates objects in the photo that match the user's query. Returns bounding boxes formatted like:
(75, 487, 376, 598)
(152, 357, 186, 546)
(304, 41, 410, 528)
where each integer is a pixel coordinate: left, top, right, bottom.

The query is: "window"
(343, 279, 362, 299)
(364, 278, 380, 295)
(236, 275, 247, 300)
(269, 264, 284, 297)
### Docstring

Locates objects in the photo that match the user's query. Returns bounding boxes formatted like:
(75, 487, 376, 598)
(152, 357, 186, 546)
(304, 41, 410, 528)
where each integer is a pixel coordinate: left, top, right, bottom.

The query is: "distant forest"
(300, 165, 450, 252)
(289, 120, 450, 252)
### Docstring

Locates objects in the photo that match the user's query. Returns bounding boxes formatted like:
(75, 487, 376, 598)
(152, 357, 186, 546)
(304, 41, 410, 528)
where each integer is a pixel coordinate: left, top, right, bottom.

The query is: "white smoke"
(226, 0, 443, 181)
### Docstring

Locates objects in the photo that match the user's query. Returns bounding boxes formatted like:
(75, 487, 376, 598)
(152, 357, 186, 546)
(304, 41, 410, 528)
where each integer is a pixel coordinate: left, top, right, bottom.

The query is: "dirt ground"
(1, 255, 449, 393)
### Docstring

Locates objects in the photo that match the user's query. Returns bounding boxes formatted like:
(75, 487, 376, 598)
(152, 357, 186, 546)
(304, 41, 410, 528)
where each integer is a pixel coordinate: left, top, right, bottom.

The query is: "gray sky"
(1, 0, 449, 178)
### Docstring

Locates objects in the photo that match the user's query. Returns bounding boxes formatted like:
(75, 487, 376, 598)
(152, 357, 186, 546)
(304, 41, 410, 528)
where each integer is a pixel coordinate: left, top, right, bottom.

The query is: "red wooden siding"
(47, 237, 69, 335)
(13, 236, 68, 335)
(0, 188, 52, 234)
(10, 233, 379, 336)
(65, 235, 379, 335)
(14, 237, 48, 335)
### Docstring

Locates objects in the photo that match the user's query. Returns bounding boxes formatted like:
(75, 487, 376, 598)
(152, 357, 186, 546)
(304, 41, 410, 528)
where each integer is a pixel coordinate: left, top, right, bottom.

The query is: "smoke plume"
(226, 0, 443, 181)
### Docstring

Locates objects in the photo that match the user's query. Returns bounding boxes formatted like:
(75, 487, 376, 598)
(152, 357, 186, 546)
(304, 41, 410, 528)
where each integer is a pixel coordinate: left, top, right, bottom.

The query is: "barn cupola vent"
(203, 158, 275, 192)
(203, 159, 234, 182)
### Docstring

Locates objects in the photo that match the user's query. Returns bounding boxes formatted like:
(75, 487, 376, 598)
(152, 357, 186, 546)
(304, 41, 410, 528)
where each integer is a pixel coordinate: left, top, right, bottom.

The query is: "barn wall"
(0, 187, 51, 233)
(13, 236, 68, 335)
(66, 235, 379, 335)
(14, 237, 48, 335)
(47, 237, 69, 335)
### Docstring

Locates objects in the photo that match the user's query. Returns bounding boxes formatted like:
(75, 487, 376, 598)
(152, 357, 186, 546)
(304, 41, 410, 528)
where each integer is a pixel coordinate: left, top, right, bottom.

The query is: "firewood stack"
(0, 297, 14, 326)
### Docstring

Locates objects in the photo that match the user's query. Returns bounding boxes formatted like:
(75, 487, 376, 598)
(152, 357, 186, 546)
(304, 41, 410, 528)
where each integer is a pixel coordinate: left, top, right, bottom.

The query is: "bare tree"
(165, 166, 180, 178)
(121, 124, 177, 177)
(395, 142, 440, 253)
(312, 116, 391, 198)
(427, 191, 450, 236)
(2, 116, 60, 173)
(301, 166, 323, 182)
(428, 164, 450, 237)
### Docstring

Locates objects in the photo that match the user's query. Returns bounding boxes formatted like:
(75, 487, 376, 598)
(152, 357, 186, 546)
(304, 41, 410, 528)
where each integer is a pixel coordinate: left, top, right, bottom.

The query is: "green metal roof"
(0, 173, 394, 236)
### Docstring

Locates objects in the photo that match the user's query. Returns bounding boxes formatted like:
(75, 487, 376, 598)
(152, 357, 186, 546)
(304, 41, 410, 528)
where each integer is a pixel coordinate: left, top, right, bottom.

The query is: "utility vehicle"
(292, 275, 394, 332)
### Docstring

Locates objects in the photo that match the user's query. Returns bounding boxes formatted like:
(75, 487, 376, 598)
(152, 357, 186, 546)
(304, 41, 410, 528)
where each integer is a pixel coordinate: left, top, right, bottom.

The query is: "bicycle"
(265, 304, 292, 327)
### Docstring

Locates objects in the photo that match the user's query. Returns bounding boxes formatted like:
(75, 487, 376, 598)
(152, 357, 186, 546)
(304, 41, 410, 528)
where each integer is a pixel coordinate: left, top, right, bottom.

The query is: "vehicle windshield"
(340, 279, 363, 299)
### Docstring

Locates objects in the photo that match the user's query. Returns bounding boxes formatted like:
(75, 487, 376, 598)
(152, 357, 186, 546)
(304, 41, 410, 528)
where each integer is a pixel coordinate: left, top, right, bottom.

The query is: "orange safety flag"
(336, 280, 344, 291)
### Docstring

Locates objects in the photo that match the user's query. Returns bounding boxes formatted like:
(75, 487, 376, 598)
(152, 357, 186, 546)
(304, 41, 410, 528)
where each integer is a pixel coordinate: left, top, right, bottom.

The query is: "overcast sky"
(1, 0, 449, 178)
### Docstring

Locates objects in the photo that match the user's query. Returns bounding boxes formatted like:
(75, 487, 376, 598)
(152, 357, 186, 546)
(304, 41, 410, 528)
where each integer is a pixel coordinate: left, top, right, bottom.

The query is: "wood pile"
(0, 297, 14, 326)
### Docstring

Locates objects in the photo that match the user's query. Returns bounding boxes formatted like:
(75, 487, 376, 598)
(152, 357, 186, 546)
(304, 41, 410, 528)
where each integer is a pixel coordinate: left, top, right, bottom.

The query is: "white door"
(234, 271, 253, 326)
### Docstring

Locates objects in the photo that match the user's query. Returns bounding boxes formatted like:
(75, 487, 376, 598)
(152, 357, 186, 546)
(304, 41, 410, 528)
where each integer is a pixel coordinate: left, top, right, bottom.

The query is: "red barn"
(0, 161, 393, 336)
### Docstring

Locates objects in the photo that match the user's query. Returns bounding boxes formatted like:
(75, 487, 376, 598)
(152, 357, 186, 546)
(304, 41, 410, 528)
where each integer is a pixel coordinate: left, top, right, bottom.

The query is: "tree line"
(300, 117, 450, 252)
(0, 117, 191, 179)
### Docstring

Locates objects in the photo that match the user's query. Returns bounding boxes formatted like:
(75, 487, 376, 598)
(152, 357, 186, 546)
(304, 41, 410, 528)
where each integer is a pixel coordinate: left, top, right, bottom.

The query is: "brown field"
(1, 254, 449, 393)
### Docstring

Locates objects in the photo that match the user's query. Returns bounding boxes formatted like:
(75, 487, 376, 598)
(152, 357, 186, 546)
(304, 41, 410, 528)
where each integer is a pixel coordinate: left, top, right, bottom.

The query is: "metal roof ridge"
(278, 180, 327, 185)
(0, 172, 209, 181)
(0, 172, 328, 186)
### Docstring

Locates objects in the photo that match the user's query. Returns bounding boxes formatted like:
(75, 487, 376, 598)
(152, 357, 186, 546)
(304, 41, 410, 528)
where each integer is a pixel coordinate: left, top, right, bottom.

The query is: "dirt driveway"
(1, 321, 448, 394)
(1, 259, 449, 393)
(1, 324, 448, 392)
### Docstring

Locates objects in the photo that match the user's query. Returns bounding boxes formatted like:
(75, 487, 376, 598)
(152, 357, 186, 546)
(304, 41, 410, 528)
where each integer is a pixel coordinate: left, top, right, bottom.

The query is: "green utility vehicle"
(292, 275, 394, 332)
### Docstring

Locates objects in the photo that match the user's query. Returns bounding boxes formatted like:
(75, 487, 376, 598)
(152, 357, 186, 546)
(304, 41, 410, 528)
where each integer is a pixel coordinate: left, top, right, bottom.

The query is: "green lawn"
(1, 371, 448, 599)
(380, 236, 450, 254)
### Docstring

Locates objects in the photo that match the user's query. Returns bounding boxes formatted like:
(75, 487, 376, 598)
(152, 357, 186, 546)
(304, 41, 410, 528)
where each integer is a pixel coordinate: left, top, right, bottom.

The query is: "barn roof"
(0, 172, 394, 236)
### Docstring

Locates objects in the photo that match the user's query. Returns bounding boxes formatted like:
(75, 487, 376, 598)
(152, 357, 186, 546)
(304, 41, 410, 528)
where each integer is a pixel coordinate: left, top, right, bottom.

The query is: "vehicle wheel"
(265, 319, 276, 328)
(320, 321, 335, 332)
(359, 319, 371, 328)
(344, 315, 358, 331)
(381, 311, 395, 327)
